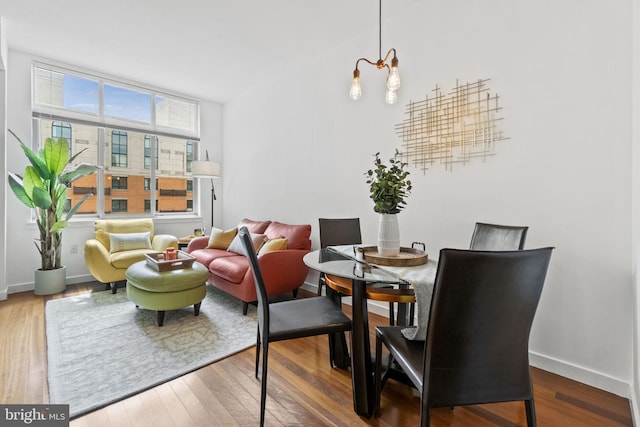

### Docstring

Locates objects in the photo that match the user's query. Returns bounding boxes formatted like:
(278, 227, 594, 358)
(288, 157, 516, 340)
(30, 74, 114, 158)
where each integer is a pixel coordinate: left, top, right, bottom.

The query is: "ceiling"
(0, 0, 419, 103)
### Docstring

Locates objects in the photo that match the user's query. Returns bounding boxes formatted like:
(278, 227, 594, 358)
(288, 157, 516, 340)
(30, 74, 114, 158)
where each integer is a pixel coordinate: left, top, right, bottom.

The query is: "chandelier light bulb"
(387, 62, 401, 91)
(385, 89, 398, 104)
(350, 70, 362, 100)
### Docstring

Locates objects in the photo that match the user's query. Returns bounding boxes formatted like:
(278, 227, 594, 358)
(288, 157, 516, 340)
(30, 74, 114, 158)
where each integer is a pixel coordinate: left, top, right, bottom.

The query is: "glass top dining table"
(303, 247, 411, 418)
(303, 246, 408, 285)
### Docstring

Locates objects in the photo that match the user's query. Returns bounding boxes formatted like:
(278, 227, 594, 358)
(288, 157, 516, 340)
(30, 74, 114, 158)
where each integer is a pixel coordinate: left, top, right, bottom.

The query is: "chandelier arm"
(381, 48, 397, 65)
(355, 57, 379, 70)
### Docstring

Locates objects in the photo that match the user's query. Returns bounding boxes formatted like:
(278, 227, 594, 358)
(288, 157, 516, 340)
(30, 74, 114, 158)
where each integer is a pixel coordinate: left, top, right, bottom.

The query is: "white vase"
(377, 213, 400, 257)
(34, 266, 67, 295)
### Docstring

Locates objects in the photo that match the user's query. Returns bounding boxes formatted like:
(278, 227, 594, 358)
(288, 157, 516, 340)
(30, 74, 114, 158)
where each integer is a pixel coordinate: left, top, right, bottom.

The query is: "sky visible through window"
(63, 75, 152, 122)
(63, 75, 98, 114)
(36, 64, 198, 136)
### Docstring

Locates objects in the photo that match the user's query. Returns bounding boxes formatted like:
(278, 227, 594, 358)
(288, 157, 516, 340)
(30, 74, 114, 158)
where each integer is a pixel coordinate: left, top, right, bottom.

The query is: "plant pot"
(34, 266, 67, 295)
(377, 213, 400, 257)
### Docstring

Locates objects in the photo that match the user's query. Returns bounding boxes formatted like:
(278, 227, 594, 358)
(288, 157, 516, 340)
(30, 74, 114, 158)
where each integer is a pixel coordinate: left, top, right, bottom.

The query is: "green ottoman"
(125, 260, 209, 326)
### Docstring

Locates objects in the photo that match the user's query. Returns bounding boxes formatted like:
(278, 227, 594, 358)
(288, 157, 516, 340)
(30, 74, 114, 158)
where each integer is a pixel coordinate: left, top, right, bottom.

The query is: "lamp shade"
(191, 160, 221, 178)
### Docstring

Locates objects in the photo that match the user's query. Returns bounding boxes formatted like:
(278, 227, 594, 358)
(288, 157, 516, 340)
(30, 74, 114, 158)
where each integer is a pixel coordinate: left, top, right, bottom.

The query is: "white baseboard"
(630, 385, 639, 426)
(7, 281, 34, 295)
(301, 281, 634, 402)
(529, 351, 631, 399)
(65, 274, 95, 285)
(7, 273, 98, 295)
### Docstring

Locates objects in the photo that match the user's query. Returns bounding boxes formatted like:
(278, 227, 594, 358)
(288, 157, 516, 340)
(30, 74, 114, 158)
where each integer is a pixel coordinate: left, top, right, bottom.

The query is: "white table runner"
(330, 245, 438, 341)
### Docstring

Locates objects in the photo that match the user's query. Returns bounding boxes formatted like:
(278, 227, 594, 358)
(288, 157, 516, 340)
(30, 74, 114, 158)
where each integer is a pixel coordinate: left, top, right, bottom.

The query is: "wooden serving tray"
(145, 250, 196, 272)
(361, 246, 428, 267)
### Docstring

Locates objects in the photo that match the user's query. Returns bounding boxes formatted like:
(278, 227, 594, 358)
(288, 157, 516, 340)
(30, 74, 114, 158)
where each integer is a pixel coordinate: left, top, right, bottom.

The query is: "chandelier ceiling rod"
(349, 0, 401, 104)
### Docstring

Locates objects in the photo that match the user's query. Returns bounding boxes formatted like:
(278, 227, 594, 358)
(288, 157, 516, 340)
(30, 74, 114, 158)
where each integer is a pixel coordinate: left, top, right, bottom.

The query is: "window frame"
(31, 61, 204, 220)
(111, 130, 128, 168)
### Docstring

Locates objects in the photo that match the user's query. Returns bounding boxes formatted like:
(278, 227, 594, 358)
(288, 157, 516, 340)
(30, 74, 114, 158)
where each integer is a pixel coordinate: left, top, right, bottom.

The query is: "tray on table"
(145, 250, 196, 272)
(360, 246, 428, 267)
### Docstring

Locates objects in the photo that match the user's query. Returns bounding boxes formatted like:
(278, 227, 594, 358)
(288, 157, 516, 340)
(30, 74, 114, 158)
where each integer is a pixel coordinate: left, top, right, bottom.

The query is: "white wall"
(632, 0, 640, 421)
(0, 18, 7, 301)
(1, 50, 223, 296)
(223, 0, 634, 398)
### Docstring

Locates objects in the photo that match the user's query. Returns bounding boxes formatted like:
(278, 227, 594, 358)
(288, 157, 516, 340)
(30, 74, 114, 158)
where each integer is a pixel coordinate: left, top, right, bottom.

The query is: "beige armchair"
(84, 219, 178, 293)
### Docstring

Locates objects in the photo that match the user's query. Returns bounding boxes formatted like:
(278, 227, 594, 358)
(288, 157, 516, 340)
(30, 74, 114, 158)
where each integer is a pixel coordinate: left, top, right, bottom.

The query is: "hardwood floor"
(0, 281, 633, 426)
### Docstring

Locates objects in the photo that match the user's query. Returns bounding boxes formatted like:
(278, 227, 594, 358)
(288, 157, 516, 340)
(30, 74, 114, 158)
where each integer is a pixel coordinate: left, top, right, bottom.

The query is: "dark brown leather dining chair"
(374, 247, 554, 426)
(317, 217, 414, 326)
(469, 222, 528, 250)
(238, 226, 352, 427)
(317, 217, 363, 296)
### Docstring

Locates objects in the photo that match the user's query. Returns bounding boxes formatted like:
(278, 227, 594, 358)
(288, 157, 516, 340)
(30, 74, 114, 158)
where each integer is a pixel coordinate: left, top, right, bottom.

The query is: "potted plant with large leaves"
(365, 149, 412, 256)
(7, 129, 100, 295)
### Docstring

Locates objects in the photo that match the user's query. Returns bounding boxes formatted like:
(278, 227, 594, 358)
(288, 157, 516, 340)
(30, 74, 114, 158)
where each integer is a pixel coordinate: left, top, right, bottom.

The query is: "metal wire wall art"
(395, 78, 508, 172)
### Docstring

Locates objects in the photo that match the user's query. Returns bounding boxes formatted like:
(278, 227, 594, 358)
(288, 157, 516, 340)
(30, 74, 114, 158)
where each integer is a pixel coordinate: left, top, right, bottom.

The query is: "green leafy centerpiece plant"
(365, 150, 412, 256)
(7, 129, 100, 294)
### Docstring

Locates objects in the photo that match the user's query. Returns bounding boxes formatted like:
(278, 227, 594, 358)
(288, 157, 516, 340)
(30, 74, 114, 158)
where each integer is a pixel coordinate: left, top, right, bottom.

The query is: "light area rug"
(46, 286, 257, 418)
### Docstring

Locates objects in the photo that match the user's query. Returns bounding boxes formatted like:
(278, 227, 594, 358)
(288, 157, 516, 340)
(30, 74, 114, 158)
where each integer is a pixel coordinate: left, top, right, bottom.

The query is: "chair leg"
(110, 282, 117, 294)
(409, 302, 415, 326)
(388, 302, 395, 326)
(255, 330, 261, 379)
(243, 301, 249, 315)
(328, 334, 334, 368)
(525, 398, 536, 427)
(326, 286, 350, 369)
(317, 275, 325, 296)
(260, 341, 269, 427)
(292, 288, 299, 298)
(374, 333, 383, 417)
(419, 405, 431, 427)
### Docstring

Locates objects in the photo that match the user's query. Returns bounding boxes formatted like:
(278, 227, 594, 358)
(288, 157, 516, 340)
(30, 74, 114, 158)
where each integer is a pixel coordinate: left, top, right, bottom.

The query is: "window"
(32, 62, 202, 219)
(186, 141, 194, 172)
(144, 178, 159, 191)
(104, 83, 151, 123)
(156, 96, 198, 134)
(34, 67, 99, 115)
(144, 199, 158, 212)
(111, 130, 128, 168)
(112, 199, 128, 213)
(52, 121, 72, 157)
(33, 62, 199, 138)
(52, 121, 71, 140)
(111, 176, 128, 190)
(144, 135, 158, 169)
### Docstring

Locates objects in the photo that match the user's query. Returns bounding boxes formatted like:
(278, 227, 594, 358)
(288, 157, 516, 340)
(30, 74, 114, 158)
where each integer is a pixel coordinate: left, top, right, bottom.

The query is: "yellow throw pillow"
(207, 228, 238, 249)
(258, 238, 288, 255)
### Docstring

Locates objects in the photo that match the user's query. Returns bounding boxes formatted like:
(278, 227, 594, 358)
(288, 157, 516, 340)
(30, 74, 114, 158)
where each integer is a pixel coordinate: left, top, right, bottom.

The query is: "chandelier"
(349, 0, 401, 104)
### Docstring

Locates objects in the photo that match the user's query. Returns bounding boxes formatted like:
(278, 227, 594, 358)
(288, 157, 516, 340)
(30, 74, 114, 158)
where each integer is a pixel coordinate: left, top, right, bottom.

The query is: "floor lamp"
(191, 152, 222, 232)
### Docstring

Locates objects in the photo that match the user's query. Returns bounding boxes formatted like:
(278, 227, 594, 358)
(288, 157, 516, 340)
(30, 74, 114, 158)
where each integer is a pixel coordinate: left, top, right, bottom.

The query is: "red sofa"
(186, 218, 312, 314)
